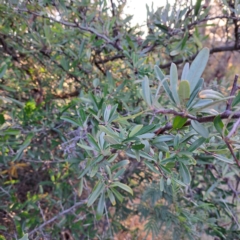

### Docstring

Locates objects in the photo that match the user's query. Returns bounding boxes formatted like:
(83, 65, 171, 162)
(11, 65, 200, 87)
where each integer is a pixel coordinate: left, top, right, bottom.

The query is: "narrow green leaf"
(199, 89, 225, 99)
(87, 181, 105, 207)
(107, 189, 116, 205)
(155, 23, 169, 33)
(104, 135, 120, 144)
(129, 124, 143, 137)
(213, 154, 234, 164)
(213, 115, 224, 135)
(19, 234, 29, 240)
(0, 128, 20, 136)
(87, 134, 100, 151)
(187, 78, 204, 108)
(111, 160, 129, 172)
(78, 178, 84, 197)
(154, 65, 175, 103)
(232, 92, 240, 107)
(0, 114, 5, 124)
(60, 116, 82, 127)
(113, 168, 126, 179)
(132, 143, 145, 150)
(153, 135, 174, 143)
(107, 153, 118, 163)
(194, 0, 202, 15)
(77, 143, 95, 151)
(142, 76, 152, 106)
(110, 182, 133, 195)
(110, 187, 124, 202)
(187, 48, 209, 93)
(104, 105, 111, 122)
(170, 63, 180, 104)
(187, 137, 206, 152)
(144, 161, 159, 174)
(99, 125, 119, 138)
(96, 192, 105, 218)
(179, 162, 191, 184)
(181, 63, 189, 80)
(172, 116, 187, 130)
(191, 120, 209, 138)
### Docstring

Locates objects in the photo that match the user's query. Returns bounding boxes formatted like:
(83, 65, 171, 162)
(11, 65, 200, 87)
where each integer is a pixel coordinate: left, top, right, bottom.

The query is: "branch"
(155, 110, 240, 135)
(28, 199, 87, 237)
(15, 8, 123, 51)
(159, 45, 240, 69)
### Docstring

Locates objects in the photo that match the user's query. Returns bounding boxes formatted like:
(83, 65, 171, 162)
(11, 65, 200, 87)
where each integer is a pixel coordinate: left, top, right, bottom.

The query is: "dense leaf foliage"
(0, 0, 240, 239)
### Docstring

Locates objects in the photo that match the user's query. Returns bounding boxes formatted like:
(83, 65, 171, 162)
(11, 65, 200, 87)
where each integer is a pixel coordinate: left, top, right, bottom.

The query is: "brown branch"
(224, 140, 240, 167)
(28, 199, 88, 237)
(155, 110, 240, 135)
(15, 8, 123, 51)
(160, 45, 240, 69)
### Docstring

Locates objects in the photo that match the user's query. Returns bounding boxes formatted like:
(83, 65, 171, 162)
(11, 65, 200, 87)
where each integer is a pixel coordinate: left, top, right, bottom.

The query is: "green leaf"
(0, 114, 5, 124)
(155, 23, 169, 33)
(179, 162, 191, 184)
(181, 63, 189, 80)
(104, 105, 111, 122)
(87, 181, 105, 207)
(13, 133, 34, 161)
(187, 48, 209, 93)
(0, 63, 7, 78)
(170, 63, 180, 104)
(191, 120, 209, 138)
(110, 182, 133, 195)
(87, 134, 100, 151)
(77, 143, 95, 151)
(213, 115, 224, 135)
(19, 234, 29, 240)
(194, 0, 202, 16)
(232, 92, 240, 107)
(199, 89, 225, 99)
(111, 160, 129, 172)
(129, 124, 143, 137)
(172, 116, 187, 130)
(104, 135, 120, 144)
(187, 137, 206, 152)
(110, 187, 124, 202)
(178, 80, 190, 104)
(144, 161, 159, 174)
(107, 189, 116, 205)
(132, 143, 145, 150)
(99, 125, 119, 138)
(213, 154, 234, 164)
(60, 116, 82, 127)
(96, 192, 105, 219)
(153, 135, 174, 143)
(187, 78, 204, 108)
(142, 76, 152, 106)
(154, 65, 175, 103)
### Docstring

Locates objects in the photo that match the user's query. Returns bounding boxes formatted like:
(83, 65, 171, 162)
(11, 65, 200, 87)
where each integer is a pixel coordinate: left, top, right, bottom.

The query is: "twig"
(155, 110, 240, 135)
(159, 45, 240, 69)
(28, 199, 87, 237)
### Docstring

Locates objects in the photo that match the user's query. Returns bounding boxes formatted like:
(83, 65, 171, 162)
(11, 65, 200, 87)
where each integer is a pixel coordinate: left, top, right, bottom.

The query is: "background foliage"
(0, 0, 240, 239)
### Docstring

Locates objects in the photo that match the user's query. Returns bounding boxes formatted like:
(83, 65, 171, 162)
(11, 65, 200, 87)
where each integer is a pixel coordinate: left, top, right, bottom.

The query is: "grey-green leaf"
(170, 63, 180, 104)
(191, 120, 209, 138)
(187, 48, 209, 93)
(179, 162, 191, 185)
